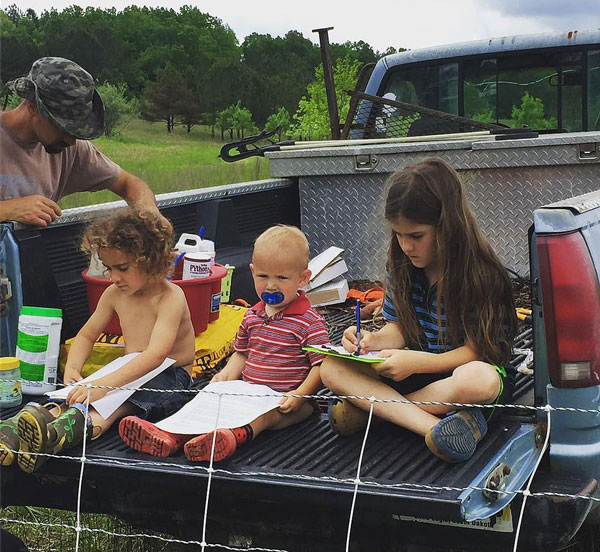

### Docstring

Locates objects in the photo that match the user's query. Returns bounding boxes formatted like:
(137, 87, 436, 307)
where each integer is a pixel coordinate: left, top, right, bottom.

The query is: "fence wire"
(0, 373, 596, 552)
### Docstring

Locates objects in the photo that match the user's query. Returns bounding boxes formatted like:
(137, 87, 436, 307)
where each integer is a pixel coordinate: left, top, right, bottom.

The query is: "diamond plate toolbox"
(267, 132, 600, 278)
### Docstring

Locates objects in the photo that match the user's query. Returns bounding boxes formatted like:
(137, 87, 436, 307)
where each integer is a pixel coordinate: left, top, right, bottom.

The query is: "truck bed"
(2, 327, 552, 551)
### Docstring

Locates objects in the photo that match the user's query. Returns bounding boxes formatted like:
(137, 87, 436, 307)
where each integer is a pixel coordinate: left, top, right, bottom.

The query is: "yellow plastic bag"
(59, 334, 125, 379)
(58, 305, 247, 380)
(192, 304, 247, 378)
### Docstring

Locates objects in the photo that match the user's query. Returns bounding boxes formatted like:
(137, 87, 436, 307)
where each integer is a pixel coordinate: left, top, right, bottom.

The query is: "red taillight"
(537, 231, 600, 388)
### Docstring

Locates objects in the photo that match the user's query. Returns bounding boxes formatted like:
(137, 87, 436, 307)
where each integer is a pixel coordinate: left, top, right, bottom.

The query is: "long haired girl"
(321, 158, 517, 463)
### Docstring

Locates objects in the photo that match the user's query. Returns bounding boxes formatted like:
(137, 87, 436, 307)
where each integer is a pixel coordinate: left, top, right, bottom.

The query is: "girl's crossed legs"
(321, 356, 502, 462)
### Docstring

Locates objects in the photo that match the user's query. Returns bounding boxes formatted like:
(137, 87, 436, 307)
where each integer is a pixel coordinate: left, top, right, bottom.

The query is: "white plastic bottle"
(175, 233, 202, 254)
(196, 239, 215, 267)
(16, 306, 63, 395)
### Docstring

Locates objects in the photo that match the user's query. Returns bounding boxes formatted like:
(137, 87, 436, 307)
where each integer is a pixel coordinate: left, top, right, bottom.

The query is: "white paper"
(308, 246, 344, 279)
(155, 380, 284, 435)
(304, 258, 348, 291)
(309, 344, 386, 361)
(46, 352, 175, 420)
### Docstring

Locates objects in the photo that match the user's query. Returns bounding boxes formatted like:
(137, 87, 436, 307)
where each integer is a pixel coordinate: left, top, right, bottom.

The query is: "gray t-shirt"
(0, 112, 120, 201)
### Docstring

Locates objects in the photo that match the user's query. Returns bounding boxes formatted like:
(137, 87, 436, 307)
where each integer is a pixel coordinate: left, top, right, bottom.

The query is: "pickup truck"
(2, 142, 600, 551)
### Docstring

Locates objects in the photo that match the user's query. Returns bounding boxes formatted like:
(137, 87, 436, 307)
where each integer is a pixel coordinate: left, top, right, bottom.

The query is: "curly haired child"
(0, 208, 195, 472)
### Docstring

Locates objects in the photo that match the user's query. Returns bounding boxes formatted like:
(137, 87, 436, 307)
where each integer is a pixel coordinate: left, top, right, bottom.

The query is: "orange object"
(346, 287, 384, 303)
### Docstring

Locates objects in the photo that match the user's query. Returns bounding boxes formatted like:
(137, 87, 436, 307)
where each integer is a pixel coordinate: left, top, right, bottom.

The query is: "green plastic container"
(16, 306, 63, 395)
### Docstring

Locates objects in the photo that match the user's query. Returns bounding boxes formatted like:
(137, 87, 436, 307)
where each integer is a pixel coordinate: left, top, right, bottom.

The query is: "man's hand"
(0, 195, 61, 226)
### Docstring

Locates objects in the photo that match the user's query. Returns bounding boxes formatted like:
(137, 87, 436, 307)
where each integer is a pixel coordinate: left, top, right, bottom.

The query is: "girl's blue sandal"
(425, 408, 488, 463)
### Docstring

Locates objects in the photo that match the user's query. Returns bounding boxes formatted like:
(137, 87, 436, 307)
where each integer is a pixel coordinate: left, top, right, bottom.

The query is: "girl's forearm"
(424, 344, 479, 373)
(372, 322, 406, 350)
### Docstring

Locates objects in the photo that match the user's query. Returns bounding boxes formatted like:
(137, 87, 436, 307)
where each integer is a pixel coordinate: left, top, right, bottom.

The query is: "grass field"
(58, 119, 270, 209)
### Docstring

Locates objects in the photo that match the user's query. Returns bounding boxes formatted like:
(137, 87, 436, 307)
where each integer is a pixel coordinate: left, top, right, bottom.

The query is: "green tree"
(331, 40, 377, 66)
(34, 7, 124, 84)
(292, 56, 361, 140)
(0, 9, 40, 84)
(178, 86, 204, 133)
(3, 3, 22, 24)
(96, 82, 138, 137)
(511, 92, 557, 130)
(265, 107, 291, 140)
(241, 31, 320, 126)
(216, 103, 237, 140)
(140, 68, 192, 132)
(232, 101, 254, 138)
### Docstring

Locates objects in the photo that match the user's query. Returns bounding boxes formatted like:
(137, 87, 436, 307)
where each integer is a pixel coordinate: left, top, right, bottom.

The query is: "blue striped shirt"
(383, 269, 464, 353)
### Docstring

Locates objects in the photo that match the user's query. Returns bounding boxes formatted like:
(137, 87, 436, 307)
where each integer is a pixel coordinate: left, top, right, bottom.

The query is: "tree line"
(1, 5, 402, 140)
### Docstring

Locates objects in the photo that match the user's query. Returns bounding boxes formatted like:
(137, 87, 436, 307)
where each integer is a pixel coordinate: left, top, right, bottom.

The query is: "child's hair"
(81, 208, 174, 278)
(253, 225, 310, 271)
(384, 158, 517, 365)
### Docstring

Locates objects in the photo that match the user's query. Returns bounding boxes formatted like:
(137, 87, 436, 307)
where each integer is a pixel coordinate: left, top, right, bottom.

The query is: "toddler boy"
(120, 225, 331, 462)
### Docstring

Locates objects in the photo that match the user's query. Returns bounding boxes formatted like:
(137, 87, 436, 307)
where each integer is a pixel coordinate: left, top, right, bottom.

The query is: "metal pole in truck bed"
(313, 26, 341, 140)
(278, 130, 494, 150)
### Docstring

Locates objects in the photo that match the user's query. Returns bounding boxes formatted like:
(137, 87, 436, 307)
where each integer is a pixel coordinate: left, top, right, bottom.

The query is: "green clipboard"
(303, 345, 384, 363)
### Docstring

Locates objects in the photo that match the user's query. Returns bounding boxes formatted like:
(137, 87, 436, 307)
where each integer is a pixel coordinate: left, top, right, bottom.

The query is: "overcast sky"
(8, 0, 600, 52)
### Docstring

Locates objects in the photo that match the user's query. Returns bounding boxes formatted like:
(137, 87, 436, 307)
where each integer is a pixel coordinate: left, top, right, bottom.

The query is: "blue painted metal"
(357, 29, 600, 137)
(548, 385, 600, 490)
(533, 189, 600, 487)
(459, 424, 539, 521)
(366, 30, 600, 96)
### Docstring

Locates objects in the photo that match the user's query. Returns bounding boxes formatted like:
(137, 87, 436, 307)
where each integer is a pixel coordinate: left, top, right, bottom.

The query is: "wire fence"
(1, 363, 598, 552)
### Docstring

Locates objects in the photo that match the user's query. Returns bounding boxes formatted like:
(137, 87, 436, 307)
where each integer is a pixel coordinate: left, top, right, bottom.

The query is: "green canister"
(0, 357, 22, 406)
(16, 306, 63, 395)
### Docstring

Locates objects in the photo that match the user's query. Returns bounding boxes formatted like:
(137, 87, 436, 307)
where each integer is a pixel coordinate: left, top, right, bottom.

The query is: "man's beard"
(44, 142, 70, 154)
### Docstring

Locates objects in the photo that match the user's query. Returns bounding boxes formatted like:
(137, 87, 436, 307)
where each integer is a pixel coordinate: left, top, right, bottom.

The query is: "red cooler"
(82, 264, 227, 336)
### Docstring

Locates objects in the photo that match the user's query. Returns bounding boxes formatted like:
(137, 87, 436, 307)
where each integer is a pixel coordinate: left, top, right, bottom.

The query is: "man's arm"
(107, 169, 157, 212)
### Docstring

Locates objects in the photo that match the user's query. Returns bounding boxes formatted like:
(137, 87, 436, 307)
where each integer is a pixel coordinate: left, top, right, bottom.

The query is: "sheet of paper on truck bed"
(303, 344, 385, 363)
(46, 353, 175, 420)
(155, 380, 284, 435)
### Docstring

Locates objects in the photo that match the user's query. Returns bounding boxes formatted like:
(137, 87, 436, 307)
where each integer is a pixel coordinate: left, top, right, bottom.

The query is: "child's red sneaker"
(119, 416, 189, 457)
(184, 428, 238, 462)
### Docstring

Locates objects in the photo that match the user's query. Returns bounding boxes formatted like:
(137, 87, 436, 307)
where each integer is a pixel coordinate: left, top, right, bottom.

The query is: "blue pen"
(354, 299, 361, 356)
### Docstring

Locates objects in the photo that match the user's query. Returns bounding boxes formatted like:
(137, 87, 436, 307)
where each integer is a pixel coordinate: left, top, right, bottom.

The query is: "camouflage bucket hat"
(7, 57, 104, 140)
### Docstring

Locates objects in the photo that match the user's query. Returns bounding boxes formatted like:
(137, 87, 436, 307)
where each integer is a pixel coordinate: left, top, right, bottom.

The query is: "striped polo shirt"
(235, 291, 330, 392)
(382, 268, 465, 353)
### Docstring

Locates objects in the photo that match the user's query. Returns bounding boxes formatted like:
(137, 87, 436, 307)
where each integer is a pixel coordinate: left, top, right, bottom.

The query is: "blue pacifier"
(261, 291, 285, 305)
